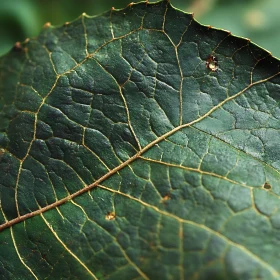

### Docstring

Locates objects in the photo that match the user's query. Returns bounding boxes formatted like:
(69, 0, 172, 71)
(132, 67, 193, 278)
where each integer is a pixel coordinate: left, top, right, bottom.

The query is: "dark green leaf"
(1, 1, 280, 279)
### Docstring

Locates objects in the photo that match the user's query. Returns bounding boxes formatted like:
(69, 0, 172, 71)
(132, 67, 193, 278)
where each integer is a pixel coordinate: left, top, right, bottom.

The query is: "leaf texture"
(1, 0, 280, 279)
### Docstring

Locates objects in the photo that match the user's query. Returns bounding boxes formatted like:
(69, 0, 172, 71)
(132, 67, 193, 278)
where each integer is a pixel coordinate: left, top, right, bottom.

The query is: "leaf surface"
(1, 1, 280, 279)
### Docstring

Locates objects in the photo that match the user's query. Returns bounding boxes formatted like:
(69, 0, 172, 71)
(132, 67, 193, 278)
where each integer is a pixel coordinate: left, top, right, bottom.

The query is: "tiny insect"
(206, 55, 218, 72)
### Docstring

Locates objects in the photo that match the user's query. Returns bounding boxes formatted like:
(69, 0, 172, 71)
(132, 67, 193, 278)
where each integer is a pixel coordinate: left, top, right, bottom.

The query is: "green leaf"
(1, 0, 280, 279)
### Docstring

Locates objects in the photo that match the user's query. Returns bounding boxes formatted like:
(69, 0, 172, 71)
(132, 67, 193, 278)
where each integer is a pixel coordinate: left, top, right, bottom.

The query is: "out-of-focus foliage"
(0, 0, 279, 58)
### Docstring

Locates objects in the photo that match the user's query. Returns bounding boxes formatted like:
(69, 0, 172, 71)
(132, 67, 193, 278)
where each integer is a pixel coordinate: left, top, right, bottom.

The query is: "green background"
(0, 0, 280, 58)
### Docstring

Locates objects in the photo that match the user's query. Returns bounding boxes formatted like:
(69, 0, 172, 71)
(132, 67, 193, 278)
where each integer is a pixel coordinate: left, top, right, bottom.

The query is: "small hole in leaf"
(105, 212, 116, 221)
(206, 55, 218, 72)
(263, 182, 272, 190)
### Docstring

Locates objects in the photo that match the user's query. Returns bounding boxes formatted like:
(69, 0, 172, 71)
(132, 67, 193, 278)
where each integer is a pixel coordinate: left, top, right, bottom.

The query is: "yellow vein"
(14, 76, 60, 216)
(161, 12, 184, 126)
(82, 13, 89, 57)
(0, 201, 38, 279)
(10, 227, 39, 280)
(82, 141, 111, 172)
(250, 188, 259, 215)
(70, 199, 148, 279)
(71, 200, 90, 220)
(179, 221, 184, 280)
(29, 154, 60, 205)
(1, 70, 279, 232)
(113, 239, 149, 280)
(193, 125, 280, 179)
(119, 85, 142, 150)
(162, 0, 169, 31)
(91, 56, 142, 150)
(140, 156, 252, 189)
(40, 213, 98, 280)
(175, 46, 184, 126)
(97, 184, 279, 278)
(110, 8, 115, 39)
(48, 52, 59, 76)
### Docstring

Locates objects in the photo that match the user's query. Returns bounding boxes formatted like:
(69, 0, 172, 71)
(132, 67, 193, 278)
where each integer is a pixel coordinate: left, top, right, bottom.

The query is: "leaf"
(1, 0, 280, 279)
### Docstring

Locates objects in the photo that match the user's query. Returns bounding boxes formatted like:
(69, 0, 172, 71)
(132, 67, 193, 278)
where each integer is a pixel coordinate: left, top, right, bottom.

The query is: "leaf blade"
(1, 1, 280, 279)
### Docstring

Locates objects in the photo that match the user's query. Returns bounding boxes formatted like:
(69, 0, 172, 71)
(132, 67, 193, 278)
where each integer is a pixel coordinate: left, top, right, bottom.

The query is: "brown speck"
(263, 182, 272, 190)
(13, 42, 22, 52)
(206, 55, 218, 72)
(111, 7, 115, 11)
(43, 22, 51, 29)
(106, 212, 116, 221)
(64, 22, 70, 26)
(162, 193, 171, 202)
(128, 2, 134, 7)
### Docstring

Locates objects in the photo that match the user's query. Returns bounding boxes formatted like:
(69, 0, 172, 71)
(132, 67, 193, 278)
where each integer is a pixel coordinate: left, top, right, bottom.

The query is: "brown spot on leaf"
(162, 193, 171, 202)
(263, 182, 272, 190)
(106, 212, 116, 221)
(206, 55, 218, 72)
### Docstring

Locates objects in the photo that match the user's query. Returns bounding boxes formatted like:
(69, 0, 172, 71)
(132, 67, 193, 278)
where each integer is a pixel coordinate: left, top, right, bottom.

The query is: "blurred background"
(0, 0, 279, 58)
